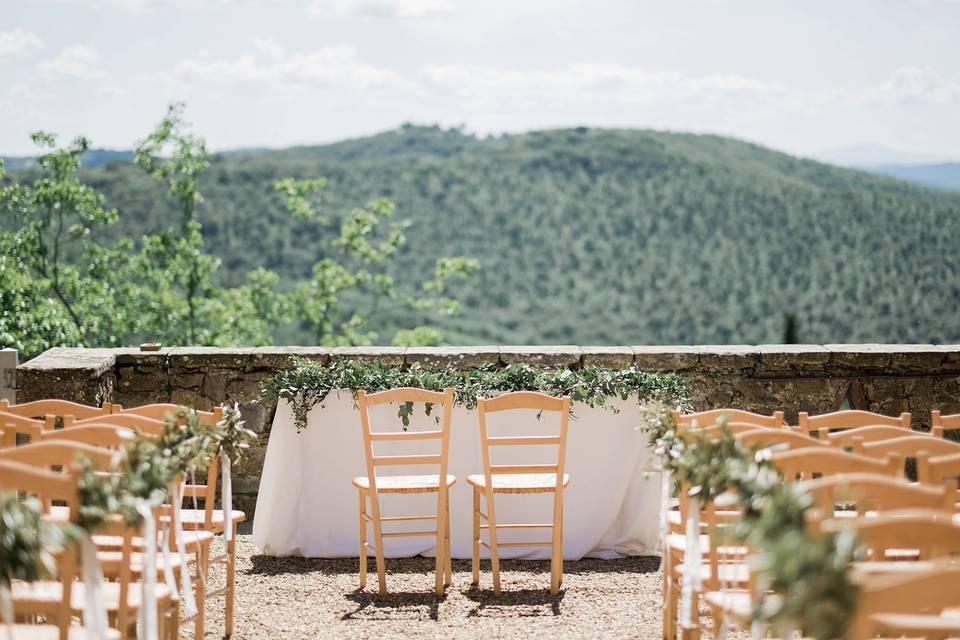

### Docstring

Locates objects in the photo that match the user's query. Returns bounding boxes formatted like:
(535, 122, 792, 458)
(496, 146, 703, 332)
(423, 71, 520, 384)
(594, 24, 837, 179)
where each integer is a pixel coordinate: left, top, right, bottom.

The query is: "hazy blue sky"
(2, 0, 959, 159)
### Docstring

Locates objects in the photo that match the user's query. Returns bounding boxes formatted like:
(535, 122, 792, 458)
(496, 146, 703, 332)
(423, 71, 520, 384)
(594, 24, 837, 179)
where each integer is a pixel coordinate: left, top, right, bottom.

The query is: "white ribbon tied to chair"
(1, 580, 15, 639)
(658, 469, 669, 555)
(172, 481, 197, 617)
(221, 454, 233, 543)
(135, 502, 158, 640)
(80, 533, 110, 640)
(680, 495, 702, 628)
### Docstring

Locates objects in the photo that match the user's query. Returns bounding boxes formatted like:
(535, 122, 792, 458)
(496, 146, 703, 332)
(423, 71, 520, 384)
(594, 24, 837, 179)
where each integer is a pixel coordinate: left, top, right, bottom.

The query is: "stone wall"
(17, 344, 960, 516)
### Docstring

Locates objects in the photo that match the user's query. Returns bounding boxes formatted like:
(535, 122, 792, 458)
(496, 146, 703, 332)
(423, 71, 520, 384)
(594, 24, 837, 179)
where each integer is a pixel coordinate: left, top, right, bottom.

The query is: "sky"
(1, 0, 959, 160)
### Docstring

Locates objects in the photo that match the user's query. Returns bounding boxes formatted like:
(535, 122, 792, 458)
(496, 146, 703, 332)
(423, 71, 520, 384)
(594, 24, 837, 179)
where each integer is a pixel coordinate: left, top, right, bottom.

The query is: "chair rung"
(373, 454, 442, 466)
(487, 436, 560, 446)
(206, 586, 227, 597)
(481, 523, 553, 529)
(381, 530, 438, 538)
(370, 430, 443, 441)
(380, 515, 437, 522)
(489, 464, 558, 474)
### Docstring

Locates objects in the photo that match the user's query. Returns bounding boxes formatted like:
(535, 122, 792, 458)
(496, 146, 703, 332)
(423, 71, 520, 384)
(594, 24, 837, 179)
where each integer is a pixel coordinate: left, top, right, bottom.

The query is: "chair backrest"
(769, 447, 901, 481)
(924, 452, 960, 505)
(356, 387, 454, 501)
(826, 424, 923, 452)
(673, 408, 783, 429)
(799, 473, 953, 517)
(0, 440, 116, 471)
(931, 410, 960, 437)
(0, 398, 111, 421)
(477, 391, 570, 493)
(737, 428, 828, 451)
(798, 409, 910, 436)
(111, 402, 223, 425)
(67, 412, 166, 437)
(0, 459, 80, 639)
(40, 424, 137, 450)
(824, 509, 960, 560)
(0, 411, 53, 448)
(849, 560, 960, 640)
(690, 422, 784, 440)
(862, 436, 960, 477)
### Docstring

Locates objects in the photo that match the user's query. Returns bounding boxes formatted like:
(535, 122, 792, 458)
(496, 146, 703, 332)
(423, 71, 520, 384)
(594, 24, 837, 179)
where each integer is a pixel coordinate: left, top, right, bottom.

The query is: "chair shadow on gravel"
(464, 586, 565, 618)
(342, 590, 446, 622)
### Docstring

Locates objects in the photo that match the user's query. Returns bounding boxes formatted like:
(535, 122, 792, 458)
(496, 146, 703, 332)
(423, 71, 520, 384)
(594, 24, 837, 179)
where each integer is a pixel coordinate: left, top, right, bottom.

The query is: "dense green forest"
(9, 124, 960, 345)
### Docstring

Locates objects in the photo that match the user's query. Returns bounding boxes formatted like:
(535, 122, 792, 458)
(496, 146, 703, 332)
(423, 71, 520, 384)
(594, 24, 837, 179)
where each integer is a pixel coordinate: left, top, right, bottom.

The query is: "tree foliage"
(0, 109, 477, 357)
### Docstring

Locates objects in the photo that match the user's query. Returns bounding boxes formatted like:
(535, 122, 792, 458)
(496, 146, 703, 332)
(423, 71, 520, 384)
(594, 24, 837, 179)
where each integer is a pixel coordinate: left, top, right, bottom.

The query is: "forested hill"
(62, 125, 960, 344)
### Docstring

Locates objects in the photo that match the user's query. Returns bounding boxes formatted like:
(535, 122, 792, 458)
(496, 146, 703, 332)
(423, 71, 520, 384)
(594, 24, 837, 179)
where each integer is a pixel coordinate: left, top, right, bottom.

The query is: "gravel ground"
(186, 533, 705, 640)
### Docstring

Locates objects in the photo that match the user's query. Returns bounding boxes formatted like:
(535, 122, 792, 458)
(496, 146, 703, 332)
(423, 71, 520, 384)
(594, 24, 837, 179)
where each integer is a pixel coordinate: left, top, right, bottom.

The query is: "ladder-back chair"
(822, 509, 960, 561)
(769, 447, 901, 481)
(470, 391, 571, 596)
(925, 452, 960, 506)
(931, 410, 960, 438)
(848, 560, 960, 640)
(0, 398, 111, 421)
(673, 408, 784, 430)
(40, 424, 137, 450)
(862, 435, 960, 480)
(0, 412, 52, 448)
(798, 409, 910, 437)
(67, 413, 166, 437)
(736, 428, 828, 451)
(354, 387, 455, 596)
(799, 473, 953, 518)
(826, 424, 922, 452)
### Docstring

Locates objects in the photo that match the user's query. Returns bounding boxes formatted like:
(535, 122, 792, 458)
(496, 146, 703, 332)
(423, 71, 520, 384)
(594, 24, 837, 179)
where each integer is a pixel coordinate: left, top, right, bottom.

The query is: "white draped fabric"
(253, 393, 662, 560)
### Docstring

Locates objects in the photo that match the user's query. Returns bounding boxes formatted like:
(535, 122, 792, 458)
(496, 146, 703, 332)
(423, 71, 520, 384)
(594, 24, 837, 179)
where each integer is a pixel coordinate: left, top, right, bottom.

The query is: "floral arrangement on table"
(262, 358, 691, 431)
(638, 408, 861, 640)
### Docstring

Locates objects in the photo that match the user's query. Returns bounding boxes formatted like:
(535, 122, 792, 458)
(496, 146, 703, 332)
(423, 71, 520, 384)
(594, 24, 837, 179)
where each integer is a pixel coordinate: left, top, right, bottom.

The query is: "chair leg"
(225, 525, 236, 638)
(434, 491, 446, 595)
(358, 490, 368, 590)
(373, 512, 387, 595)
(194, 542, 209, 640)
(471, 487, 480, 586)
(444, 493, 452, 587)
(485, 488, 502, 596)
(550, 492, 563, 596)
(662, 553, 675, 640)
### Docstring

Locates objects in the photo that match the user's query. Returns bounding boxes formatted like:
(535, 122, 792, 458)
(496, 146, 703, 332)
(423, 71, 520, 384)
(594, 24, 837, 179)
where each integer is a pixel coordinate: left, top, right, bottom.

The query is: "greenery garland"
(0, 494, 78, 586)
(638, 414, 861, 640)
(262, 358, 691, 432)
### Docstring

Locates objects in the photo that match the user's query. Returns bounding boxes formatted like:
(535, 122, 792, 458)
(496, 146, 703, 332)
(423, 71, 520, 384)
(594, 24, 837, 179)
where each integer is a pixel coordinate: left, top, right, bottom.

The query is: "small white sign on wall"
(1, 348, 17, 404)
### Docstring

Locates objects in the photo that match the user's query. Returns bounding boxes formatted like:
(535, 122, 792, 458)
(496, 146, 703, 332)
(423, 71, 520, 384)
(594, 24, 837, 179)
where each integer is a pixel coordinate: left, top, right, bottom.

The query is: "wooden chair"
(826, 424, 923, 452)
(736, 428, 828, 451)
(797, 409, 910, 437)
(0, 398, 111, 421)
(822, 509, 960, 561)
(862, 435, 960, 479)
(686, 422, 785, 439)
(673, 408, 784, 430)
(354, 387, 455, 596)
(39, 424, 137, 450)
(0, 460, 162, 640)
(848, 560, 960, 640)
(66, 413, 166, 437)
(931, 410, 960, 438)
(469, 391, 570, 597)
(0, 412, 54, 448)
(768, 447, 901, 481)
(925, 452, 960, 506)
(799, 473, 954, 518)
(118, 404, 242, 639)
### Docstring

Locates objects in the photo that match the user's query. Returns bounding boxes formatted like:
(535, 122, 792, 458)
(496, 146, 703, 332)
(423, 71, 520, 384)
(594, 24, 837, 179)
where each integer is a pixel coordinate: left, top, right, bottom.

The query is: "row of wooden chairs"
(0, 398, 244, 640)
(664, 407, 960, 640)
(353, 388, 571, 597)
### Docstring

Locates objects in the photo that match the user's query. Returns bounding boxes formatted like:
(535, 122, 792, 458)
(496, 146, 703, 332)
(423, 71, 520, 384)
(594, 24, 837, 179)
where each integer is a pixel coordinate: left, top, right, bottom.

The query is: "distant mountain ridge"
(863, 163, 960, 192)
(6, 125, 960, 344)
(2, 148, 133, 171)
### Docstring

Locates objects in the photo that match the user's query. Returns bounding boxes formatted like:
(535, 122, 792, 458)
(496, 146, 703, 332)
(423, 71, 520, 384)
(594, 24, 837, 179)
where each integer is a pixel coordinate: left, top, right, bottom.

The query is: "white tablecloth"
(253, 393, 662, 560)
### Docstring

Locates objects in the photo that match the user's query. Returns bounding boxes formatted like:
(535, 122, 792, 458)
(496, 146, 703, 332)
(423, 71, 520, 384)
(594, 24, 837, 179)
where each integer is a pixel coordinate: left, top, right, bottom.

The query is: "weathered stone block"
(404, 346, 500, 369)
(168, 347, 255, 370)
(631, 346, 699, 371)
(250, 346, 330, 369)
(696, 346, 759, 372)
(238, 401, 269, 434)
(329, 347, 405, 365)
(756, 345, 831, 374)
(170, 388, 214, 411)
(499, 346, 581, 368)
(202, 371, 228, 403)
(581, 346, 634, 369)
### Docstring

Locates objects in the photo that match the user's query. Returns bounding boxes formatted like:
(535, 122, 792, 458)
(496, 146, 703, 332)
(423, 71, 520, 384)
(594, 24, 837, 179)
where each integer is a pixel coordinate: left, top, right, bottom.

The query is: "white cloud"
(31, 0, 240, 13)
(308, 0, 455, 19)
(0, 28, 44, 57)
(153, 44, 409, 93)
(860, 66, 960, 105)
(36, 46, 107, 80)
